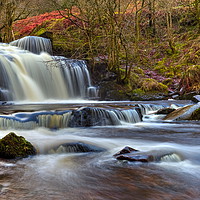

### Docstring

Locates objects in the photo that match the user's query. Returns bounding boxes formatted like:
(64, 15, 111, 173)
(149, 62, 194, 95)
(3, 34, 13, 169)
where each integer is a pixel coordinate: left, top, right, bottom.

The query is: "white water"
(0, 121, 200, 199)
(10, 36, 53, 55)
(0, 38, 97, 102)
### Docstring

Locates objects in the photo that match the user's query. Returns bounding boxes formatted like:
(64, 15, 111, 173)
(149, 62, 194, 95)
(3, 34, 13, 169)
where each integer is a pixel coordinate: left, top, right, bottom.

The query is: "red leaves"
(13, 11, 68, 36)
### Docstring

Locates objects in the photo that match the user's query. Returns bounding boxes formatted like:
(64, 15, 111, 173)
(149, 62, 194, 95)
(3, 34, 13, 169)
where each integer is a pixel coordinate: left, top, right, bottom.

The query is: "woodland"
(0, 0, 200, 101)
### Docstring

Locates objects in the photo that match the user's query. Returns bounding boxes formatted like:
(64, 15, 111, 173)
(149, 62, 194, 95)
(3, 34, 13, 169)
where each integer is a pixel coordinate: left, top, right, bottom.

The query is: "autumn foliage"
(13, 10, 73, 37)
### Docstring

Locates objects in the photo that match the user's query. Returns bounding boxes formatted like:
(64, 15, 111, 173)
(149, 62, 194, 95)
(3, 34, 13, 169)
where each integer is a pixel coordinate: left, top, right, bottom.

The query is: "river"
(0, 101, 199, 200)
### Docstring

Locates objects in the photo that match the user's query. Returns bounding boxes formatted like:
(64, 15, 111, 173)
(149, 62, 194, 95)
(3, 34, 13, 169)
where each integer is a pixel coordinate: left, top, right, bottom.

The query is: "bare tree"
(0, 0, 31, 42)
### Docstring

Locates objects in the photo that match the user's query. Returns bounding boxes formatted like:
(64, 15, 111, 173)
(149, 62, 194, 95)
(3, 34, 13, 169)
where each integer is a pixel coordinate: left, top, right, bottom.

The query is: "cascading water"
(0, 36, 199, 200)
(0, 103, 164, 129)
(0, 36, 97, 102)
(10, 36, 53, 55)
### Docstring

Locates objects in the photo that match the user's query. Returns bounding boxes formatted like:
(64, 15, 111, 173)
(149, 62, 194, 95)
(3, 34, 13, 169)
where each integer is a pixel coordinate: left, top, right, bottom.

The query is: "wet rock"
(49, 142, 106, 154)
(156, 108, 176, 115)
(164, 103, 200, 120)
(113, 146, 183, 163)
(69, 107, 121, 127)
(188, 108, 200, 120)
(192, 95, 200, 103)
(68, 107, 97, 127)
(115, 154, 154, 162)
(0, 132, 36, 159)
(113, 146, 139, 157)
(114, 146, 153, 162)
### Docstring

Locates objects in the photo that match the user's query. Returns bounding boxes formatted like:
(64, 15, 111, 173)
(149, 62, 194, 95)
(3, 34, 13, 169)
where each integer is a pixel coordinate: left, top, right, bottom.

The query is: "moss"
(162, 78, 173, 86)
(0, 132, 37, 159)
(35, 28, 47, 36)
(188, 108, 200, 120)
(132, 67, 145, 76)
(132, 88, 145, 95)
(140, 78, 168, 92)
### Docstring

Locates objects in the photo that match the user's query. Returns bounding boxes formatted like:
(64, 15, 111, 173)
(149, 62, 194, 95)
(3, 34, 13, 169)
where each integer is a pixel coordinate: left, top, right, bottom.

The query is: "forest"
(1, 2, 200, 199)
(0, 0, 199, 101)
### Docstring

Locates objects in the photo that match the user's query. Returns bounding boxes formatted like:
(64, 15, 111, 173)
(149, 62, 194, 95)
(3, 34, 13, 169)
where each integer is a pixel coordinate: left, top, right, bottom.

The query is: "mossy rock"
(0, 132, 37, 159)
(140, 78, 168, 93)
(188, 108, 200, 120)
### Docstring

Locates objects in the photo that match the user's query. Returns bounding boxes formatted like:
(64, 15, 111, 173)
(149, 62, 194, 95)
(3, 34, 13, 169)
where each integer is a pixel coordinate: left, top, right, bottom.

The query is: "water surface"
(0, 119, 199, 200)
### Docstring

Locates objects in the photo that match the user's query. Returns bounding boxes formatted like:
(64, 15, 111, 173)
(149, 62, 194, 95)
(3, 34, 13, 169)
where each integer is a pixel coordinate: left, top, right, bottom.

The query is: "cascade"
(0, 104, 163, 129)
(0, 36, 97, 102)
(10, 36, 53, 55)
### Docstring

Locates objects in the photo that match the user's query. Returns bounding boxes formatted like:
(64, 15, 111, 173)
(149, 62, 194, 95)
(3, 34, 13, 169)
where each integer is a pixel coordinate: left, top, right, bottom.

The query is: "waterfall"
(0, 104, 150, 129)
(10, 36, 53, 55)
(51, 56, 98, 99)
(0, 36, 97, 102)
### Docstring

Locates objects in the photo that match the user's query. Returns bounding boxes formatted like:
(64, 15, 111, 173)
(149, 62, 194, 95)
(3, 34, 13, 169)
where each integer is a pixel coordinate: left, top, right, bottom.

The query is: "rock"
(156, 108, 176, 115)
(68, 107, 121, 127)
(192, 95, 200, 103)
(49, 142, 106, 154)
(113, 146, 139, 157)
(130, 93, 167, 101)
(113, 146, 183, 163)
(188, 108, 200, 120)
(0, 132, 37, 159)
(114, 146, 153, 162)
(38, 31, 53, 43)
(164, 103, 200, 120)
(179, 92, 199, 100)
(115, 154, 154, 162)
(163, 105, 193, 120)
(68, 107, 96, 127)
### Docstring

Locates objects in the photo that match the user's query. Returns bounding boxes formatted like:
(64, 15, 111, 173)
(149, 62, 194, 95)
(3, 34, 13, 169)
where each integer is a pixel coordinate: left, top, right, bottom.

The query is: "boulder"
(115, 154, 154, 162)
(113, 146, 183, 163)
(68, 107, 121, 127)
(156, 107, 176, 115)
(0, 132, 36, 159)
(114, 146, 153, 162)
(69, 107, 93, 127)
(113, 146, 138, 156)
(164, 103, 200, 120)
(49, 142, 106, 154)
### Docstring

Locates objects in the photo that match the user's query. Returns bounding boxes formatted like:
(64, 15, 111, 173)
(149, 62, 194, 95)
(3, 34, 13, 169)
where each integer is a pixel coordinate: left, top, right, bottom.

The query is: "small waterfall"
(0, 103, 165, 129)
(10, 36, 53, 55)
(0, 105, 144, 129)
(48, 142, 106, 154)
(38, 111, 72, 129)
(51, 56, 97, 99)
(0, 37, 97, 101)
(160, 153, 183, 162)
(113, 109, 142, 123)
(137, 104, 165, 115)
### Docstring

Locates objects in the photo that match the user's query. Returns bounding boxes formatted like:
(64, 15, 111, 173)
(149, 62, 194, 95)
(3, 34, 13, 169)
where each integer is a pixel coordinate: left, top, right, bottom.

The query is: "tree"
(0, 0, 31, 42)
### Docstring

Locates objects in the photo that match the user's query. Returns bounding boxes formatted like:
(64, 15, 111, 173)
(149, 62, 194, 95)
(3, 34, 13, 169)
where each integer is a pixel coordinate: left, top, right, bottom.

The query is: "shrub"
(179, 65, 200, 92)
(140, 78, 168, 92)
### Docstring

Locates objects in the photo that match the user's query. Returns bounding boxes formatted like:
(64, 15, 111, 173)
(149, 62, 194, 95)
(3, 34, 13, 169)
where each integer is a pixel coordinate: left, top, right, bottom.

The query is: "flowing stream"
(0, 37, 199, 200)
(0, 111, 200, 200)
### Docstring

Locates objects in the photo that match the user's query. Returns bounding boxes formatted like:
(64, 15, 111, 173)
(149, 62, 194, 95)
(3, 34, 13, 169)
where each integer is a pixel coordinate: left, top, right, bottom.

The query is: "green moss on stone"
(0, 132, 37, 159)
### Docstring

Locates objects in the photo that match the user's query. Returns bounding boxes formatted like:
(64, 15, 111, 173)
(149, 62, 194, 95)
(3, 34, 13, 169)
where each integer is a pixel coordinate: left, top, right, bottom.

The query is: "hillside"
(12, 4, 200, 101)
